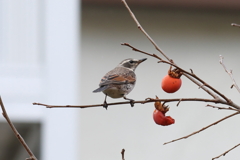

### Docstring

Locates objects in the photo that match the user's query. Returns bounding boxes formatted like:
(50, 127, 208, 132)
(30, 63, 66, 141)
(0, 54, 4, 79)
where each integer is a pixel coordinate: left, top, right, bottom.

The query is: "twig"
(231, 23, 240, 28)
(219, 55, 240, 93)
(121, 43, 162, 60)
(164, 111, 240, 145)
(121, 149, 125, 160)
(212, 143, 240, 160)
(121, 0, 171, 63)
(206, 104, 239, 111)
(176, 99, 182, 106)
(0, 96, 38, 160)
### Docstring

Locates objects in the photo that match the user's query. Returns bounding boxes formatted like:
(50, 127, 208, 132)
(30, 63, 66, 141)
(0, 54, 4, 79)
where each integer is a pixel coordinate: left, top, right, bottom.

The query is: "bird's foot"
(124, 96, 135, 107)
(130, 99, 135, 107)
(103, 100, 108, 110)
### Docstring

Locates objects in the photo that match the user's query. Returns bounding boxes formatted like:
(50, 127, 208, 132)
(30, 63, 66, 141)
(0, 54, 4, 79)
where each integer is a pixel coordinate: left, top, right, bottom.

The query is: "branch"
(212, 143, 240, 160)
(33, 97, 240, 110)
(121, 149, 125, 160)
(164, 111, 240, 145)
(121, 43, 162, 60)
(231, 23, 240, 28)
(219, 55, 240, 93)
(121, 0, 172, 63)
(0, 96, 38, 160)
(206, 104, 239, 111)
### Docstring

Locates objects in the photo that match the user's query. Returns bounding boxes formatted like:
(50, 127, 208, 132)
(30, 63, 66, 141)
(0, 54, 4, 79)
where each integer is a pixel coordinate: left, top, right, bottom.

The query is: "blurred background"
(0, 0, 240, 160)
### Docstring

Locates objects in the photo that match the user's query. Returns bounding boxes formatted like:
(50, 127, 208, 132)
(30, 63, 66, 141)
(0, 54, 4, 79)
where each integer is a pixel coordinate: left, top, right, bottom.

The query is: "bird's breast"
(103, 83, 135, 98)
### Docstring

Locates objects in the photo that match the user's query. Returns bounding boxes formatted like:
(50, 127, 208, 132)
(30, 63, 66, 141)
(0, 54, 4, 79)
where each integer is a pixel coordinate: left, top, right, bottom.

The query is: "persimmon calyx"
(168, 66, 182, 78)
(154, 96, 169, 113)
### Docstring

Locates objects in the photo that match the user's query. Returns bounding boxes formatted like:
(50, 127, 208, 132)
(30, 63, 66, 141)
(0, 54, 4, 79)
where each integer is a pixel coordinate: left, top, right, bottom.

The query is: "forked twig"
(206, 104, 239, 111)
(121, 0, 171, 63)
(219, 55, 240, 93)
(0, 96, 38, 160)
(164, 111, 240, 145)
(212, 143, 240, 160)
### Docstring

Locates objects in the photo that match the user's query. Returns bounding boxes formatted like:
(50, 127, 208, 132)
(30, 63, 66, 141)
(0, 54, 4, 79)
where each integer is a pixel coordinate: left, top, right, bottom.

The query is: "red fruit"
(161, 75, 182, 93)
(153, 109, 175, 126)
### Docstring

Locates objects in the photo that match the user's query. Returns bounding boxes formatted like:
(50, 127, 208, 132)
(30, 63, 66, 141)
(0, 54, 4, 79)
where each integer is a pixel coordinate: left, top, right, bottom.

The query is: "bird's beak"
(138, 58, 147, 64)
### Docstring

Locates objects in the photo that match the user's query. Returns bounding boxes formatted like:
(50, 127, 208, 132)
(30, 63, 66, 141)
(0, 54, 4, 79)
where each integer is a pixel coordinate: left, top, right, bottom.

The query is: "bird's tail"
(92, 85, 109, 93)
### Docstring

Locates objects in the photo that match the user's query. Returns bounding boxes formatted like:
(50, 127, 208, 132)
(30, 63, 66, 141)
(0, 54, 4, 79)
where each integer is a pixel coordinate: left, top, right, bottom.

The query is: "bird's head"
(118, 58, 147, 71)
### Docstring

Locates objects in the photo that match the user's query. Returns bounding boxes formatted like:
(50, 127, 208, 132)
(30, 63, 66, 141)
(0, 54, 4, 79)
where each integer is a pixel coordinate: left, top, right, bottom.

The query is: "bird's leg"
(103, 94, 108, 110)
(123, 96, 135, 107)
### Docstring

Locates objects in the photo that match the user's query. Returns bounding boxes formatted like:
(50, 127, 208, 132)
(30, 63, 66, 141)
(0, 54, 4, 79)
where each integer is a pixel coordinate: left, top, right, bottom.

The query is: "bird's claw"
(130, 100, 135, 107)
(103, 101, 108, 110)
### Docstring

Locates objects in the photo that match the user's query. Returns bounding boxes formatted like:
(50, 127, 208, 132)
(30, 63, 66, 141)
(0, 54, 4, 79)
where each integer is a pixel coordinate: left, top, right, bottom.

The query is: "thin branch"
(212, 143, 240, 160)
(0, 96, 38, 160)
(121, 149, 125, 160)
(231, 23, 240, 28)
(164, 111, 240, 145)
(206, 104, 239, 111)
(219, 55, 240, 93)
(33, 97, 239, 109)
(121, 43, 162, 60)
(121, 0, 172, 63)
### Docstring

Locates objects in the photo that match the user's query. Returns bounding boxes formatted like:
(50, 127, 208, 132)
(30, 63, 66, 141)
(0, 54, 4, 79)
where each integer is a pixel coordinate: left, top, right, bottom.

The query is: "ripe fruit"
(153, 109, 175, 126)
(161, 75, 182, 93)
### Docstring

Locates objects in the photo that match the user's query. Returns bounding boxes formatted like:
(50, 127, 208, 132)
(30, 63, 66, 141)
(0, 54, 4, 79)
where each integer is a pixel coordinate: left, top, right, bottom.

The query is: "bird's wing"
(99, 74, 136, 86)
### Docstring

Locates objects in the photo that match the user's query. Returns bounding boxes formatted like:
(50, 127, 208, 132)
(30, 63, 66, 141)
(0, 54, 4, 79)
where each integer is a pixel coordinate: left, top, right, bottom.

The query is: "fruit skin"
(153, 109, 175, 126)
(161, 75, 182, 93)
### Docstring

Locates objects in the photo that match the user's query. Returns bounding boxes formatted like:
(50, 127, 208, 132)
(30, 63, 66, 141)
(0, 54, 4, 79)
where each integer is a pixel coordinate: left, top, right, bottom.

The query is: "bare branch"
(231, 23, 240, 28)
(206, 104, 239, 111)
(219, 55, 240, 93)
(176, 99, 182, 106)
(121, 43, 162, 60)
(212, 143, 240, 160)
(33, 97, 240, 109)
(121, 149, 125, 160)
(164, 111, 240, 145)
(121, 0, 172, 63)
(0, 97, 38, 160)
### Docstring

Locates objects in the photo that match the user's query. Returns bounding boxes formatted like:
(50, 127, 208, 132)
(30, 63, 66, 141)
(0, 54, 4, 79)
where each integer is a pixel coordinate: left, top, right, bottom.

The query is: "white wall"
(0, 1, 80, 160)
(80, 5, 240, 160)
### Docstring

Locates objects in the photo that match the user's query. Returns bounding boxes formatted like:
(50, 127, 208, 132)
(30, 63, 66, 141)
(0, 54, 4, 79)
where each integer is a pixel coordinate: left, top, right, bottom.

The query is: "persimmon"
(153, 96, 175, 126)
(161, 67, 182, 93)
(153, 109, 175, 126)
(161, 75, 182, 93)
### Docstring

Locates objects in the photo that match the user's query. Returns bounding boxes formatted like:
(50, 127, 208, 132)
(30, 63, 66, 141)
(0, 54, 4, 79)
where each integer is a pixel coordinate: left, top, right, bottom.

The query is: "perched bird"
(93, 58, 147, 109)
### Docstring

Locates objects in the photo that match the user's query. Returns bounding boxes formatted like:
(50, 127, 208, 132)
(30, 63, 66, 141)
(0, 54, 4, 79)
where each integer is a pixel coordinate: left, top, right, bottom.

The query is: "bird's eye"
(129, 60, 134, 64)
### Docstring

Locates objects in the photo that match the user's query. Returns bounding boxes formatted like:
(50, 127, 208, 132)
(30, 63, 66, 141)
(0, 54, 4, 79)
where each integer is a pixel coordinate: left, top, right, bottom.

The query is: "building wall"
(0, 1, 80, 160)
(80, 4, 240, 160)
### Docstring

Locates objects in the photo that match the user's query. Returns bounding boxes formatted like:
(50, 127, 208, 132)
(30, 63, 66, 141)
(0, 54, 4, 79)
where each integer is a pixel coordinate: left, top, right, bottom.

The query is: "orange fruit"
(161, 75, 182, 93)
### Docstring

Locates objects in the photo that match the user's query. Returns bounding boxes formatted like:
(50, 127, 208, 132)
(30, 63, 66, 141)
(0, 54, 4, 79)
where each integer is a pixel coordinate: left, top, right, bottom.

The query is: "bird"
(93, 58, 147, 109)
